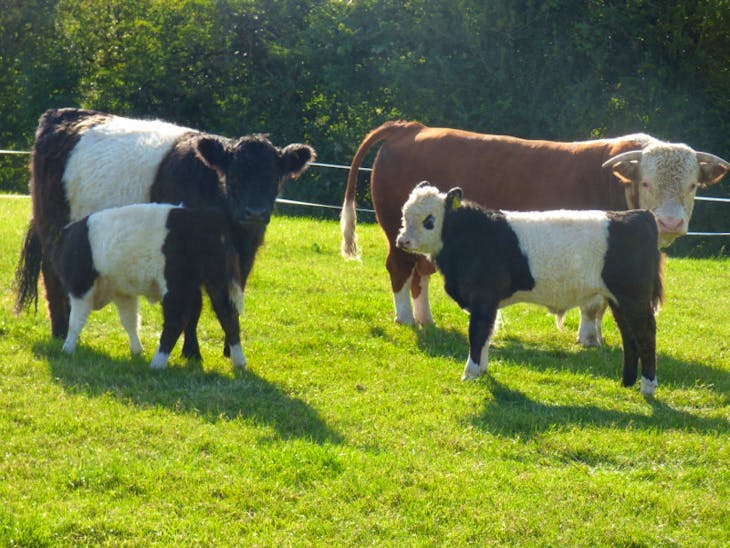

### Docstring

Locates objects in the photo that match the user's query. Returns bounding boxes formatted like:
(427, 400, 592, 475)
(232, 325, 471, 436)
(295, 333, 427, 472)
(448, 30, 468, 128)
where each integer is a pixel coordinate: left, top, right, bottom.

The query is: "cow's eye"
(641, 181, 651, 189)
(423, 214, 435, 230)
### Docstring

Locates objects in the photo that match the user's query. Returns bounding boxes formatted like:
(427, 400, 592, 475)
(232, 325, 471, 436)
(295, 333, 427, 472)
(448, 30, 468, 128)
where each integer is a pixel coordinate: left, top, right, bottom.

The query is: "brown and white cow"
(341, 121, 728, 346)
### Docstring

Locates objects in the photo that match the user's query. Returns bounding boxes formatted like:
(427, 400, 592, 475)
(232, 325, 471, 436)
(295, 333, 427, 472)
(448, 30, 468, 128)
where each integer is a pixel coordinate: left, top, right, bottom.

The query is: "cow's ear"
(280, 144, 316, 179)
(193, 137, 231, 172)
(697, 154, 730, 186)
(699, 163, 728, 186)
(445, 187, 463, 211)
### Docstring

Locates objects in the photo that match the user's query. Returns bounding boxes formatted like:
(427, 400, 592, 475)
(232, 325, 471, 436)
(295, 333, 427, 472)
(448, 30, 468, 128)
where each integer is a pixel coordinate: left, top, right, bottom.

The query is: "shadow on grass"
(34, 340, 343, 445)
(470, 378, 729, 439)
(415, 325, 730, 395)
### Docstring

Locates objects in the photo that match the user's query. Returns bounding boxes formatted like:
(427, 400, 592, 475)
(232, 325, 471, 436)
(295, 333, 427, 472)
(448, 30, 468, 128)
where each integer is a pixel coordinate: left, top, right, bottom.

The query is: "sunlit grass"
(1, 196, 728, 545)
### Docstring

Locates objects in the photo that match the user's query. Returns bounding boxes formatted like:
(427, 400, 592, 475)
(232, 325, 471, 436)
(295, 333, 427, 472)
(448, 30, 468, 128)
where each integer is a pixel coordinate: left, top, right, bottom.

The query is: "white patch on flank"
(87, 203, 176, 303)
(64, 116, 194, 221)
(501, 210, 616, 311)
(640, 376, 658, 396)
(394, 272, 416, 325)
(229, 343, 247, 368)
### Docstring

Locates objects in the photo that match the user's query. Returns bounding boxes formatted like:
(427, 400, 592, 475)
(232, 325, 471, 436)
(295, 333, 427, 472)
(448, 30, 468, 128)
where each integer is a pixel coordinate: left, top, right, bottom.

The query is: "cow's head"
(397, 181, 459, 258)
(194, 135, 316, 225)
(603, 144, 729, 247)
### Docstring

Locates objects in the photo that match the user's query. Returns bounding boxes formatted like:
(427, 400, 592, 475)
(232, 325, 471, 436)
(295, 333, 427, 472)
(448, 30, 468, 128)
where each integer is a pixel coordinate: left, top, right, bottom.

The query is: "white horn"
(696, 151, 730, 169)
(602, 150, 643, 169)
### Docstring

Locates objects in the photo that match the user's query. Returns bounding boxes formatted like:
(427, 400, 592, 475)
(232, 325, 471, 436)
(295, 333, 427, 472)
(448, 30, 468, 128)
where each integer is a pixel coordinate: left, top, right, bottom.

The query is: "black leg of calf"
(633, 306, 658, 396)
(43, 261, 70, 339)
(206, 283, 245, 368)
(181, 289, 203, 360)
(610, 302, 639, 387)
(150, 293, 189, 369)
(462, 301, 498, 380)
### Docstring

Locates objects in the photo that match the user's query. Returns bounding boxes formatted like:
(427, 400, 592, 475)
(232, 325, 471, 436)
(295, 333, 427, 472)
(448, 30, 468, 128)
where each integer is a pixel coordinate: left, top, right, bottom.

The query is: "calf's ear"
(193, 137, 231, 172)
(445, 187, 463, 212)
(280, 144, 316, 179)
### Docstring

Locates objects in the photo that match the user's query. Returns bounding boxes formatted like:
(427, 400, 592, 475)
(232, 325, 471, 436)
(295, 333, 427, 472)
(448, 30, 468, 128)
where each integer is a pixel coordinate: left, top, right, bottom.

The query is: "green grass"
(1, 195, 728, 546)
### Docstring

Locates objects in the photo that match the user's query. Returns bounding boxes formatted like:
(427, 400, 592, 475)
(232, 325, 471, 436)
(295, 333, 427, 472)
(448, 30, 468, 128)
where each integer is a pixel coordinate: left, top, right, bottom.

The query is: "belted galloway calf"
(54, 203, 245, 370)
(396, 183, 664, 395)
(15, 108, 315, 357)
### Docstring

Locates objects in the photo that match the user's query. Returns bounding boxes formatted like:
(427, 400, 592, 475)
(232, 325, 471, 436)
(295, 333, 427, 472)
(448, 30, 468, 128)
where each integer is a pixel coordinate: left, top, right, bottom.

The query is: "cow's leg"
(42, 259, 70, 339)
(578, 296, 607, 347)
(412, 257, 436, 326)
(150, 292, 190, 370)
(627, 303, 658, 396)
(462, 301, 498, 381)
(386, 248, 418, 325)
(62, 294, 93, 354)
(608, 302, 640, 388)
(181, 289, 202, 361)
(206, 283, 246, 369)
(114, 295, 143, 356)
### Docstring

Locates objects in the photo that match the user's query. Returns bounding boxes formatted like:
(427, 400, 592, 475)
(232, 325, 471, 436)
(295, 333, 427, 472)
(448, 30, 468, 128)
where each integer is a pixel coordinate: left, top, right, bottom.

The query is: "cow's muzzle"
(396, 234, 412, 251)
(240, 207, 272, 225)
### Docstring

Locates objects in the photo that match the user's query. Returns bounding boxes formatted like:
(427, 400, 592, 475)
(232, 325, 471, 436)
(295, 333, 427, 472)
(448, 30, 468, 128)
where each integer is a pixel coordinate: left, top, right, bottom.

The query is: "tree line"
(1, 0, 729, 254)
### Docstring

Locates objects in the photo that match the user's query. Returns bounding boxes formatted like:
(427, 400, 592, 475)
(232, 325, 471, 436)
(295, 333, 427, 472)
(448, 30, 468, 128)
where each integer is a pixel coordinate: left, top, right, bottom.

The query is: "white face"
(632, 144, 701, 247)
(396, 185, 447, 257)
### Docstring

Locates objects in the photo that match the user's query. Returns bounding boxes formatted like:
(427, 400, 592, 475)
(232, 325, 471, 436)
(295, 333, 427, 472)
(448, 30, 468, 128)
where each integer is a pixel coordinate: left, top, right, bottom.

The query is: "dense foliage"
(1, 0, 729, 254)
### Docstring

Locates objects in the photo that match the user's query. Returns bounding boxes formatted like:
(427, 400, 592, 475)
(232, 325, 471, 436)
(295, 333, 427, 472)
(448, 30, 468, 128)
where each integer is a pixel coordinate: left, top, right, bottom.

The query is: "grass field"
(0, 195, 728, 546)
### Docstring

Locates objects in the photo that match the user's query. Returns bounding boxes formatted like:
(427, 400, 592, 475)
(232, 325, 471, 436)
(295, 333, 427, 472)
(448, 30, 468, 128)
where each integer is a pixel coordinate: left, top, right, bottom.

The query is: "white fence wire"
(2, 150, 728, 233)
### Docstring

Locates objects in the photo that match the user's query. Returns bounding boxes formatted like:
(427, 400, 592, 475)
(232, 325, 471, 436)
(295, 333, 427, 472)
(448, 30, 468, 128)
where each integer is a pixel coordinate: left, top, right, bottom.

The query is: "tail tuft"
(14, 221, 42, 314)
(340, 199, 360, 259)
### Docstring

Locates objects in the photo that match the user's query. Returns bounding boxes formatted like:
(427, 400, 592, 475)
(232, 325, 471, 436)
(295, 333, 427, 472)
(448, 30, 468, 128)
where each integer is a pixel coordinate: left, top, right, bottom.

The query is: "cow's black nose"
(243, 207, 271, 224)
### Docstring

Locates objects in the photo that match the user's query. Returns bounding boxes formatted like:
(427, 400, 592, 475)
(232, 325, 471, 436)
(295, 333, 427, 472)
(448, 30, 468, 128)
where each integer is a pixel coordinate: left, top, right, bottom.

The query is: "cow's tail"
(340, 121, 417, 259)
(14, 220, 42, 313)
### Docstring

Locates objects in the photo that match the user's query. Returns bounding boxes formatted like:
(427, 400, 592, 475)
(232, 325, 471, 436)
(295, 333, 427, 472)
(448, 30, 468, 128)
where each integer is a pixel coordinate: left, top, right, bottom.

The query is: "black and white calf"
(53, 203, 245, 370)
(396, 182, 664, 395)
(16, 108, 315, 354)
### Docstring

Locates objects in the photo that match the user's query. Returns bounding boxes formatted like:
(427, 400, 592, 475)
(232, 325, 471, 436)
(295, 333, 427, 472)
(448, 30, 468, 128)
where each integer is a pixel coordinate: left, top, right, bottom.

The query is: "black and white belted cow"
(54, 203, 245, 370)
(396, 182, 664, 395)
(15, 108, 316, 360)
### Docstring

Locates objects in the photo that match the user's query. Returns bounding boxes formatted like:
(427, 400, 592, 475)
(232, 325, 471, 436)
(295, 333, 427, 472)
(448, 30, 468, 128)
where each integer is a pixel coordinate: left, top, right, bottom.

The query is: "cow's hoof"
(229, 344, 247, 369)
(640, 376, 658, 396)
(395, 316, 416, 326)
(61, 340, 75, 354)
(461, 358, 483, 381)
(577, 334, 602, 348)
(150, 350, 169, 370)
(129, 341, 143, 356)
